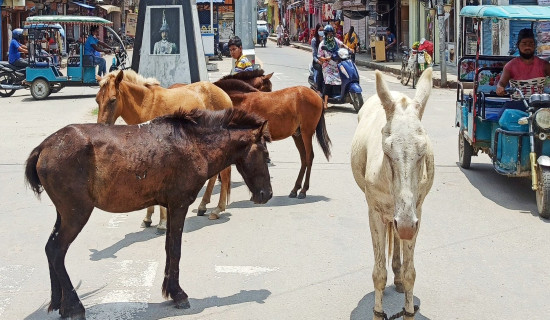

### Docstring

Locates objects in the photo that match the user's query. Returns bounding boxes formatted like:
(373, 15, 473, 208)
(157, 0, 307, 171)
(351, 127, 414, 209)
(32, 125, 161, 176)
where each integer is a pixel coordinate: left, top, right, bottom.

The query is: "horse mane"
(219, 69, 265, 81)
(214, 79, 260, 94)
(154, 108, 271, 142)
(99, 69, 160, 87)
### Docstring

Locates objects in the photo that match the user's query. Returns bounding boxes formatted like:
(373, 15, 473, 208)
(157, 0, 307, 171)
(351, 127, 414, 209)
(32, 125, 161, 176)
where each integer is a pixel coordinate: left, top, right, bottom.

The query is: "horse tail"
(315, 109, 332, 160)
(25, 145, 44, 198)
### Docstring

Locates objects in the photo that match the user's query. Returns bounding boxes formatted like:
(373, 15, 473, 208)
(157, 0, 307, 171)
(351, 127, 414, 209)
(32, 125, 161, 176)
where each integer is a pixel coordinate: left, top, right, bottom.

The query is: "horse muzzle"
(394, 217, 418, 241)
(251, 190, 273, 204)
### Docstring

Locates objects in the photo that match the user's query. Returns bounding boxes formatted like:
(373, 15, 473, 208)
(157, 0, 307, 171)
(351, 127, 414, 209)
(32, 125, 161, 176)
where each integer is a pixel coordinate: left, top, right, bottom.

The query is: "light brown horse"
(96, 69, 233, 225)
(215, 79, 331, 198)
(169, 69, 274, 92)
(25, 108, 272, 319)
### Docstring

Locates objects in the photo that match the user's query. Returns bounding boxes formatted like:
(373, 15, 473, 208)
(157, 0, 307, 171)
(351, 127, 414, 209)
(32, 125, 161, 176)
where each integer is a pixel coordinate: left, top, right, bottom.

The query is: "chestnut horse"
(96, 69, 234, 224)
(351, 69, 434, 320)
(25, 108, 272, 319)
(169, 69, 274, 92)
(217, 79, 331, 198)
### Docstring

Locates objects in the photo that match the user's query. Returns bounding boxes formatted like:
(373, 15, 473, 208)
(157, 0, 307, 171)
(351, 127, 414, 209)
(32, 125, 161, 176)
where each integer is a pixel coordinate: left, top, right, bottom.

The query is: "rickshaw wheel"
(536, 166, 550, 219)
(0, 72, 16, 97)
(30, 78, 51, 100)
(459, 130, 473, 169)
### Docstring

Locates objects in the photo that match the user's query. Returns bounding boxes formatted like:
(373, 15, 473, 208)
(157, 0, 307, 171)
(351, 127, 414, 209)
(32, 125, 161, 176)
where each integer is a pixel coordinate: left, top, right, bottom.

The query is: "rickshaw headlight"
(535, 109, 550, 130)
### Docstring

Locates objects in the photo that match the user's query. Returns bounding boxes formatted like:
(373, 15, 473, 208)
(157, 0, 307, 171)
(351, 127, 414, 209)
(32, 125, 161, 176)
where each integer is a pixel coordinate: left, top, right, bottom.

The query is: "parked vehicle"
(257, 25, 268, 47)
(283, 29, 290, 46)
(400, 42, 433, 89)
(0, 16, 127, 100)
(308, 48, 363, 112)
(456, 5, 550, 218)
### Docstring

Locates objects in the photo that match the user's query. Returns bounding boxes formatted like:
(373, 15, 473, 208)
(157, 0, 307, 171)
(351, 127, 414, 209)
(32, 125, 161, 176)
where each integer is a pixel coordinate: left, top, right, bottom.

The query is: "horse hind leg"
(198, 175, 217, 216)
(46, 211, 62, 312)
(141, 206, 154, 228)
(157, 206, 168, 234)
(289, 134, 307, 198)
(298, 132, 315, 199)
(392, 224, 404, 293)
(208, 167, 231, 220)
(46, 204, 94, 319)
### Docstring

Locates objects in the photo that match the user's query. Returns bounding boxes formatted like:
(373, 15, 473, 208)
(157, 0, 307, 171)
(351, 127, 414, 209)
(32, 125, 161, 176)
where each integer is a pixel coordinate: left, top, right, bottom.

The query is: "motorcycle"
(0, 62, 26, 97)
(308, 47, 364, 112)
(283, 30, 291, 46)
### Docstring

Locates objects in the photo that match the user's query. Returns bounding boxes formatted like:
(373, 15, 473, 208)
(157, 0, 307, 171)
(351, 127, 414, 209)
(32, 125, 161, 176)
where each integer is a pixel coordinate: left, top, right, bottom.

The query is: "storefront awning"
(99, 5, 120, 14)
(342, 10, 370, 20)
(71, 1, 95, 10)
(196, 0, 225, 3)
(288, 1, 303, 10)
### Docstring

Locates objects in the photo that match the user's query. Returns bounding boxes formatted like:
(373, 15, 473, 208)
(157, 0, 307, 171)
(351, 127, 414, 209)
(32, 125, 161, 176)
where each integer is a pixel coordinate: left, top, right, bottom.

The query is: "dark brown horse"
(216, 79, 331, 198)
(25, 108, 272, 319)
(169, 69, 273, 92)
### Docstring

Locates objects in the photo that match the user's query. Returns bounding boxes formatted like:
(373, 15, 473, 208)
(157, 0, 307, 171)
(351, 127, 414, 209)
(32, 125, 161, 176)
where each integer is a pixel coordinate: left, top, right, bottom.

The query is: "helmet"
(12, 28, 24, 41)
(324, 25, 335, 34)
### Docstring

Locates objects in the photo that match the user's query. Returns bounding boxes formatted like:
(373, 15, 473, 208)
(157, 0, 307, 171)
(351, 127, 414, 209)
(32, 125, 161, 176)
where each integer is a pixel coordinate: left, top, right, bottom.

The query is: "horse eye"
(109, 97, 116, 102)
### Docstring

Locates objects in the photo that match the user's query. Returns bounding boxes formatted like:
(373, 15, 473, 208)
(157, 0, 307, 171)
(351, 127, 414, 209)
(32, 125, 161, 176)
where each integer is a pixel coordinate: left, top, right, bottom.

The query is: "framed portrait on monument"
(150, 7, 181, 55)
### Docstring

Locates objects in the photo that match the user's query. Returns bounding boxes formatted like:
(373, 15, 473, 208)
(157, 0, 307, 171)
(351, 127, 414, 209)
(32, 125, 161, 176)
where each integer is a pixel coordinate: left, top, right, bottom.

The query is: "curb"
(269, 37, 457, 89)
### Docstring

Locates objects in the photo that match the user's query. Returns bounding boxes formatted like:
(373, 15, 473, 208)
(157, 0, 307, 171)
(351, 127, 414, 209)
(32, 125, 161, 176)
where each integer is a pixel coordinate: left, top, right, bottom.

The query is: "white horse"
(351, 69, 434, 320)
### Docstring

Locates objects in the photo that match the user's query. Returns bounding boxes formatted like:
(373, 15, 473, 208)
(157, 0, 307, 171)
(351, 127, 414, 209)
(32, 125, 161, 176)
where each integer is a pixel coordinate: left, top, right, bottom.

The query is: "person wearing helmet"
(317, 24, 352, 109)
(85, 25, 112, 77)
(8, 28, 29, 68)
(153, 10, 178, 54)
(497, 28, 550, 99)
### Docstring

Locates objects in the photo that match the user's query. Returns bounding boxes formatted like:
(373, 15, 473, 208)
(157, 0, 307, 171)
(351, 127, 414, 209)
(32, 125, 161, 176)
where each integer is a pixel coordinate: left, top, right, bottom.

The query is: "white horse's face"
(382, 102, 429, 240)
(375, 69, 433, 240)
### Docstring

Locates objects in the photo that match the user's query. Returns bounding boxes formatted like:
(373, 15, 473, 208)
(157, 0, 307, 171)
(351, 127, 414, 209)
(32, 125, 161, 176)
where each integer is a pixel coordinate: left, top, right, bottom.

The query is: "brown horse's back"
(184, 81, 233, 110)
(231, 86, 323, 140)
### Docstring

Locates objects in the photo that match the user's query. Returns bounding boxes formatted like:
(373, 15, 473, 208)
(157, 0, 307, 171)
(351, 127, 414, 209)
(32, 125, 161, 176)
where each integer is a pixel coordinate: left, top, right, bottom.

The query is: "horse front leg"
(402, 215, 420, 320)
(198, 175, 216, 216)
(368, 209, 388, 320)
(208, 167, 231, 220)
(162, 205, 190, 309)
(289, 134, 307, 198)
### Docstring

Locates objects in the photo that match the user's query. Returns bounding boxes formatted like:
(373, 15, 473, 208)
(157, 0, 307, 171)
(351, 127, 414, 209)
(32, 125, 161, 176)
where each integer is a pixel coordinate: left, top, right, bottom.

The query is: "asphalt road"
(0, 45, 549, 320)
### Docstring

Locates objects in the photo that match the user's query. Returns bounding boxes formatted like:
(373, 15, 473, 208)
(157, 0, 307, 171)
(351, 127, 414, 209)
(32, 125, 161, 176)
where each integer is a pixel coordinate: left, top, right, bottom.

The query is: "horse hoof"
(141, 221, 151, 228)
(297, 192, 306, 199)
(289, 191, 297, 198)
(208, 213, 219, 220)
(175, 298, 191, 309)
(197, 209, 206, 216)
(394, 282, 405, 293)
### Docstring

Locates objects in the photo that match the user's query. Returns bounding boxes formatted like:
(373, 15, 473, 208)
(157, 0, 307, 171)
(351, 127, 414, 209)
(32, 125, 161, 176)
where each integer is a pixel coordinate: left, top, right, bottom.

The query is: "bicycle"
(399, 43, 412, 85)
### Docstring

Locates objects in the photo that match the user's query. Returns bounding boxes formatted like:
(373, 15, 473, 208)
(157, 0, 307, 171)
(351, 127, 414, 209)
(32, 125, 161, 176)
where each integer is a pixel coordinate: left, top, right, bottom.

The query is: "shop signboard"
(126, 12, 138, 37)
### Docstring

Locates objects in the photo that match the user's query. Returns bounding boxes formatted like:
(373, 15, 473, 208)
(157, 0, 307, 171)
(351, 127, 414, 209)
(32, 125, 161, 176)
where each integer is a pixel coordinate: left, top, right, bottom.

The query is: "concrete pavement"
(268, 36, 459, 88)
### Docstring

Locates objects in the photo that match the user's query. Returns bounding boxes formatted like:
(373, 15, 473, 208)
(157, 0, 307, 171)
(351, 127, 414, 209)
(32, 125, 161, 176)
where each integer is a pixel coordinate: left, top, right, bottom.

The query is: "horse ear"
(375, 70, 395, 119)
(264, 72, 274, 80)
(96, 75, 102, 82)
(413, 67, 433, 119)
(257, 120, 271, 142)
(115, 70, 124, 87)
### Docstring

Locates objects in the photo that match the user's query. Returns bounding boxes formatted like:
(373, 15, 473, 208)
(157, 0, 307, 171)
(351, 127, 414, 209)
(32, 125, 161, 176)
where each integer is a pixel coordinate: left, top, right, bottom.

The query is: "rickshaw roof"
(25, 16, 113, 26)
(23, 23, 64, 30)
(460, 5, 550, 21)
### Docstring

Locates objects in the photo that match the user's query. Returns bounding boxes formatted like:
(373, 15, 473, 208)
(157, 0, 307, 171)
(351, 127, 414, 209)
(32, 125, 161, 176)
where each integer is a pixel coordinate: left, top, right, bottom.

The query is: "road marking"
(215, 265, 278, 275)
(85, 260, 158, 320)
(107, 213, 128, 228)
(0, 265, 34, 317)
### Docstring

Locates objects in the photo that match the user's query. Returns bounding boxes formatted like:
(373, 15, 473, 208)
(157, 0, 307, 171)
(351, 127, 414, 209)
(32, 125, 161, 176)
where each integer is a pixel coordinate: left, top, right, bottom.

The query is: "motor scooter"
(308, 48, 364, 112)
(0, 62, 27, 97)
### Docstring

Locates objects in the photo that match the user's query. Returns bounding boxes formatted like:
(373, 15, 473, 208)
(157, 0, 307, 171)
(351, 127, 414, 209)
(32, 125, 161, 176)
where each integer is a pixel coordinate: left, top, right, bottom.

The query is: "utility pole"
(437, 0, 447, 87)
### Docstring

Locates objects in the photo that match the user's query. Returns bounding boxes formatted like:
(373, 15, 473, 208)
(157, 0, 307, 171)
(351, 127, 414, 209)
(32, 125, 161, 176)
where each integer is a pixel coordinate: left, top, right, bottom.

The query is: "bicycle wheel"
(400, 59, 411, 86)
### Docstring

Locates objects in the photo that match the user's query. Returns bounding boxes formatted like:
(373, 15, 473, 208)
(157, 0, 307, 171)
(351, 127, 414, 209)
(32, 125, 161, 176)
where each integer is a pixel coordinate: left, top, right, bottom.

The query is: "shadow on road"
(228, 194, 330, 209)
(88, 228, 163, 261)
(21, 94, 97, 102)
(24, 289, 271, 320)
(326, 105, 356, 114)
(459, 162, 550, 222)
(350, 289, 429, 320)
(183, 213, 232, 233)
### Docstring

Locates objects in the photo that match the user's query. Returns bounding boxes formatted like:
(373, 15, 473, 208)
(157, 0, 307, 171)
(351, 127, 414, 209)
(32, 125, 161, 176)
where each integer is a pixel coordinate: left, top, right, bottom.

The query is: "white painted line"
(0, 265, 34, 317)
(107, 213, 128, 229)
(215, 265, 278, 275)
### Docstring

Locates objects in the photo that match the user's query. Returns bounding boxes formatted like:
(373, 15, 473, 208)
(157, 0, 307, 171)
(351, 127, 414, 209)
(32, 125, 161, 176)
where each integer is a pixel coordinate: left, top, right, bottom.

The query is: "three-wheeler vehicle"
(456, 5, 550, 218)
(0, 15, 127, 100)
